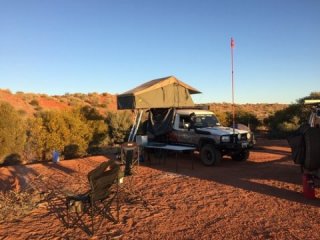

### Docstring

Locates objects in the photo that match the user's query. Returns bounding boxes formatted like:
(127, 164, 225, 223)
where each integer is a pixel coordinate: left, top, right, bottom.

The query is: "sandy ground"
(1, 139, 320, 240)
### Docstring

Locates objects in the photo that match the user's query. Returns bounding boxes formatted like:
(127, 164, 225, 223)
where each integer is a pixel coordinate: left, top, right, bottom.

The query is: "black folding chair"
(65, 160, 120, 235)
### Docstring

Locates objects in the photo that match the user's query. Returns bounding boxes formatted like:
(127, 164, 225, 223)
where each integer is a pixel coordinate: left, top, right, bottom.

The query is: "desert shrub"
(40, 111, 69, 157)
(79, 106, 109, 147)
(80, 105, 104, 120)
(264, 92, 320, 138)
(88, 92, 99, 97)
(225, 110, 260, 131)
(24, 117, 46, 163)
(34, 106, 43, 112)
(39, 109, 92, 160)
(298, 91, 320, 103)
(214, 111, 228, 126)
(24, 106, 109, 161)
(87, 120, 109, 146)
(18, 109, 27, 116)
(98, 103, 108, 108)
(106, 110, 132, 144)
(67, 97, 82, 107)
(265, 104, 303, 138)
(0, 102, 26, 164)
(61, 109, 92, 157)
(40, 94, 49, 98)
(0, 89, 12, 94)
(0, 189, 40, 222)
(29, 99, 39, 106)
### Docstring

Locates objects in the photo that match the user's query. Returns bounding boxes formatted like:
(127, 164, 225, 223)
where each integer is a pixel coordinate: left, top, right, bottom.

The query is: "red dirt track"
(1, 139, 320, 239)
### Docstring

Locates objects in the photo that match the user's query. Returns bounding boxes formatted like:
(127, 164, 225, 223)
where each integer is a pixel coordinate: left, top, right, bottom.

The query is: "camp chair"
(65, 160, 120, 235)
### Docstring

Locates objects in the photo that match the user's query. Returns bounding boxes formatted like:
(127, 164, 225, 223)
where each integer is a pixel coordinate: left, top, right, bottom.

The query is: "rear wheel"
(200, 144, 222, 166)
(232, 150, 250, 161)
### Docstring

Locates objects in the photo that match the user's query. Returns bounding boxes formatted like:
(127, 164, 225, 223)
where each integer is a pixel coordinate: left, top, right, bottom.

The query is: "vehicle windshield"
(193, 114, 220, 128)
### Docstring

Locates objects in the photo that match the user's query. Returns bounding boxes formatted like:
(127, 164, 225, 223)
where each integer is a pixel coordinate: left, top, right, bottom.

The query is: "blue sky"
(0, 0, 319, 104)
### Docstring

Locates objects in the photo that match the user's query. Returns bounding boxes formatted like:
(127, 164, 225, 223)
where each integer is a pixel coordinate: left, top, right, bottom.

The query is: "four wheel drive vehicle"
(164, 109, 255, 166)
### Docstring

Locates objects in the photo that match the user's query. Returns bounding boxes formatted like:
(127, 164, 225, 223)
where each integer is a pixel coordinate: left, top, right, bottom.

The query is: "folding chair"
(65, 160, 120, 235)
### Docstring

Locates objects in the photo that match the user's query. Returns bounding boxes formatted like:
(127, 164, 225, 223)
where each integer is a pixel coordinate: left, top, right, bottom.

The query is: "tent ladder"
(128, 109, 143, 142)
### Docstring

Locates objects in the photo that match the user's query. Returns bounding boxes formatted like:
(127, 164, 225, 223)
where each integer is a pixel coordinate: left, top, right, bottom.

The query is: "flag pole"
(231, 37, 235, 137)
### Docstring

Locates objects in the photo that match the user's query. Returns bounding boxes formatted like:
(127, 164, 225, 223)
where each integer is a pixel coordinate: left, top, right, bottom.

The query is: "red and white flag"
(231, 38, 235, 49)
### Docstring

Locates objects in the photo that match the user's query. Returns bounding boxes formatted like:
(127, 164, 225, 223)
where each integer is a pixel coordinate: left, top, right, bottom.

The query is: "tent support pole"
(128, 110, 138, 142)
(128, 109, 143, 142)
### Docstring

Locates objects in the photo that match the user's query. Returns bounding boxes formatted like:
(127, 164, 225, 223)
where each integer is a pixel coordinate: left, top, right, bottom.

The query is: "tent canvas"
(117, 76, 201, 109)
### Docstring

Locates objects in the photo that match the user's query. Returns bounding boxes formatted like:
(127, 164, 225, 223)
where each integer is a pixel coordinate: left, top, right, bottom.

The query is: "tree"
(24, 117, 46, 163)
(225, 110, 260, 131)
(40, 111, 69, 159)
(106, 111, 132, 144)
(0, 102, 26, 164)
(265, 92, 320, 138)
(214, 111, 228, 126)
(62, 109, 92, 158)
(39, 109, 92, 160)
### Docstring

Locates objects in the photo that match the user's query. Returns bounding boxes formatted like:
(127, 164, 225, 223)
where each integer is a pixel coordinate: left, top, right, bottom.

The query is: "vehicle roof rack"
(304, 99, 320, 105)
(194, 104, 210, 110)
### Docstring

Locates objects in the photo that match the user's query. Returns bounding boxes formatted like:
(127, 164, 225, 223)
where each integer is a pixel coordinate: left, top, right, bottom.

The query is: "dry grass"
(0, 188, 41, 222)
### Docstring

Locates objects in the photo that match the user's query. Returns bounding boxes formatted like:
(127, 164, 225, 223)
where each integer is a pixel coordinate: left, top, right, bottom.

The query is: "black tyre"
(232, 150, 250, 161)
(200, 144, 222, 166)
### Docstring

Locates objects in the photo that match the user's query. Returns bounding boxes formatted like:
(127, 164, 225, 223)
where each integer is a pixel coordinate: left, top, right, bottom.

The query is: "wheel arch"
(198, 138, 216, 149)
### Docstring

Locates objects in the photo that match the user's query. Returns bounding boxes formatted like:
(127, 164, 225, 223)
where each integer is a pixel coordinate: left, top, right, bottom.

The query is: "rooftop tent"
(117, 76, 201, 110)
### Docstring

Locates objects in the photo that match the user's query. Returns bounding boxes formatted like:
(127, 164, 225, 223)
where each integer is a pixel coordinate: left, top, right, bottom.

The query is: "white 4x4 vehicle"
(166, 109, 255, 166)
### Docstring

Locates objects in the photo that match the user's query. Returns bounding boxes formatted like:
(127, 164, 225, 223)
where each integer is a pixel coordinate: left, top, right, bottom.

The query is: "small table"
(143, 143, 196, 172)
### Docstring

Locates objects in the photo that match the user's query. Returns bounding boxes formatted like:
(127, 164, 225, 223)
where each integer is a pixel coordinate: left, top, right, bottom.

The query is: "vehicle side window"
(179, 115, 191, 129)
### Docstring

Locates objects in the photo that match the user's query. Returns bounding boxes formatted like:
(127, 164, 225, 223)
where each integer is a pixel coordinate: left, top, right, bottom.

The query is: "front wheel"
(232, 150, 250, 161)
(200, 144, 222, 166)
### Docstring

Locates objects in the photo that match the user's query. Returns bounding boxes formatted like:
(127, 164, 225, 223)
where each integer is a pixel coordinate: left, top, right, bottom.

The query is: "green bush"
(24, 117, 46, 163)
(80, 106, 104, 120)
(0, 102, 26, 164)
(264, 92, 320, 138)
(35, 110, 90, 160)
(30, 99, 39, 106)
(18, 109, 27, 116)
(215, 111, 228, 126)
(23, 106, 110, 161)
(39, 111, 69, 157)
(265, 104, 302, 138)
(106, 110, 132, 144)
(225, 110, 260, 131)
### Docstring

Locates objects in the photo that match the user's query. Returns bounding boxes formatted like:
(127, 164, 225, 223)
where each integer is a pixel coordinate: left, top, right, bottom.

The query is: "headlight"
(247, 133, 251, 139)
(237, 133, 241, 140)
(221, 135, 231, 142)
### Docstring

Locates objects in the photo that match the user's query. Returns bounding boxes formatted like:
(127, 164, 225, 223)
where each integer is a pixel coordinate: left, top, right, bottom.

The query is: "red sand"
(1, 139, 320, 239)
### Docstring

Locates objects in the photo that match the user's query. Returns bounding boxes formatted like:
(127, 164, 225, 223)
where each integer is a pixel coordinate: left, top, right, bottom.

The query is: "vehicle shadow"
(141, 147, 320, 207)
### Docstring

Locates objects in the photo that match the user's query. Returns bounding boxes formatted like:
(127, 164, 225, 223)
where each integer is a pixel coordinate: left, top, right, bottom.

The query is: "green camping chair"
(66, 160, 120, 235)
